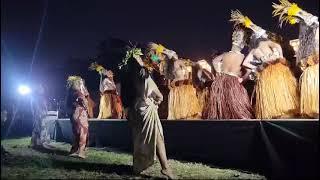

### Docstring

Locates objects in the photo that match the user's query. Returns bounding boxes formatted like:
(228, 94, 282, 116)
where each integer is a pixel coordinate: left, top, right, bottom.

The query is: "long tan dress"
(129, 76, 164, 173)
(98, 78, 123, 119)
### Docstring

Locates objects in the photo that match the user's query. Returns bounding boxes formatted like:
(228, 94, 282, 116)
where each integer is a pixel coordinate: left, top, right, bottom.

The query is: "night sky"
(1, 0, 319, 102)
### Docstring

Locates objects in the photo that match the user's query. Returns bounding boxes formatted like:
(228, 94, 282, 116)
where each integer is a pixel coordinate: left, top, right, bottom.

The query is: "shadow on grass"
(2, 153, 154, 179)
(32, 146, 70, 156)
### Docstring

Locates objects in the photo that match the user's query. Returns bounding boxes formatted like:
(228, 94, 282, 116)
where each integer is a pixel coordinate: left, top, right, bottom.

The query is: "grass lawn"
(1, 137, 266, 179)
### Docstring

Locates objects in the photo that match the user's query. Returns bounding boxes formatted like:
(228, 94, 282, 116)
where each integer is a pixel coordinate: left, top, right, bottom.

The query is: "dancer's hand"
(238, 77, 243, 83)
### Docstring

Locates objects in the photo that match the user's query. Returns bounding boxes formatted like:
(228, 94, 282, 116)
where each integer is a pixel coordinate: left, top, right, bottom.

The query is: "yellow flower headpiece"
(148, 42, 166, 55)
(244, 17, 252, 28)
(89, 62, 105, 74)
(156, 44, 165, 55)
(272, 0, 301, 27)
(288, 3, 301, 16)
(67, 75, 82, 88)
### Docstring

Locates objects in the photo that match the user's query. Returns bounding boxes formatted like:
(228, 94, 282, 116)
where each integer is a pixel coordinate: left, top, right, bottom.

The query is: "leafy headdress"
(118, 43, 143, 69)
(89, 62, 106, 74)
(67, 75, 82, 89)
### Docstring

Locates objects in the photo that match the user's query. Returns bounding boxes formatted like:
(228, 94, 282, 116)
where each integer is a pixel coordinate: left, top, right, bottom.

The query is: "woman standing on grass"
(30, 83, 51, 149)
(66, 76, 89, 159)
(119, 44, 174, 179)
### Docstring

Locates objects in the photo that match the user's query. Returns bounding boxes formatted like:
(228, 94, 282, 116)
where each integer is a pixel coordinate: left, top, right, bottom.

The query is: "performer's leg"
(156, 135, 174, 179)
(85, 130, 89, 151)
(77, 126, 88, 158)
(70, 117, 79, 155)
(77, 110, 89, 158)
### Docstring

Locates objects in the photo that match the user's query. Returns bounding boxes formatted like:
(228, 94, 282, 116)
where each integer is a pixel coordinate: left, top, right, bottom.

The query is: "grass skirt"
(87, 96, 95, 118)
(255, 60, 299, 119)
(97, 91, 123, 119)
(167, 83, 201, 119)
(197, 87, 211, 119)
(207, 74, 253, 119)
(300, 63, 319, 118)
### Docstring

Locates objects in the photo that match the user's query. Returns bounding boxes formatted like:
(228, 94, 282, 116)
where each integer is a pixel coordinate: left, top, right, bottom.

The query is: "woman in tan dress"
(120, 45, 174, 179)
(98, 70, 123, 119)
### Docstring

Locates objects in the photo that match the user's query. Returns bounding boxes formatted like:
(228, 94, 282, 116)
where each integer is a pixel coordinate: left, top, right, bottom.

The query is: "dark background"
(1, 0, 319, 103)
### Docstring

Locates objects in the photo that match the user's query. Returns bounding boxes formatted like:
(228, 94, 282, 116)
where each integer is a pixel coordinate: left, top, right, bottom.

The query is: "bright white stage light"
(18, 85, 31, 95)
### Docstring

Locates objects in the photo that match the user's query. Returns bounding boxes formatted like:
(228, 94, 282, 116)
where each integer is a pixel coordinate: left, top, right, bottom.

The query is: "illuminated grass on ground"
(1, 137, 266, 179)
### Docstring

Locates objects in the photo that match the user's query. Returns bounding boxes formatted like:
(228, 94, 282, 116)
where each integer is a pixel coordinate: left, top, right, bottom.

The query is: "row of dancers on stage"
(81, 4, 318, 121)
(64, 1, 318, 178)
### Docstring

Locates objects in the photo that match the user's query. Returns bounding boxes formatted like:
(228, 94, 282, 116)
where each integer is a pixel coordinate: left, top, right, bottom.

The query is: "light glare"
(18, 85, 31, 95)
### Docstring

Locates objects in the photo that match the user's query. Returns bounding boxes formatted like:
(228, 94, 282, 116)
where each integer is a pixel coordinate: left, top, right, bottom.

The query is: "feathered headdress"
(148, 42, 165, 56)
(148, 42, 178, 60)
(272, 0, 318, 27)
(89, 62, 105, 74)
(230, 10, 267, 39)
(67, 75, 82, 88)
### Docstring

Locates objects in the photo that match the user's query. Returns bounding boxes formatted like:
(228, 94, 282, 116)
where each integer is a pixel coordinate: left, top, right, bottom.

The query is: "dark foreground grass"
(1, 137, 266, 179)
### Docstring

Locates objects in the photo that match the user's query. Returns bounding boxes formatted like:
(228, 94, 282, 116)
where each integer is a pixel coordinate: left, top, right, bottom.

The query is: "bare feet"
(69, 153, 78, 157)
(78, 154, 86, 159)
(69, 152, 86, 159)
(161, 169, 175, 179)
(78, 150, 87, 159)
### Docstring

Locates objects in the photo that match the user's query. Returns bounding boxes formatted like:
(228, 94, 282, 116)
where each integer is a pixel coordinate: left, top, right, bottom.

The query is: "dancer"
(166, 57, 202, 120)
(146, 43, 176, 119)
(66, 76, 89, 158)
(30, 84, 51, 149)
(206, 19, 254, 119)
(146, 42, 201, 120)
(231, 10, 300, 119)
(193, 60, 213, 119)
(272, 0, 319, 118)
(119, 44, 174, 179)
(89, 62, 123, 119)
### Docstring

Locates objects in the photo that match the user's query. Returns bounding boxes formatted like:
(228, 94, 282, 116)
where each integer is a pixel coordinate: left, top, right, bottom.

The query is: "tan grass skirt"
(299, 63, 319, 118)
(255, 60, 299, 119)
(167, 84, 201, 120)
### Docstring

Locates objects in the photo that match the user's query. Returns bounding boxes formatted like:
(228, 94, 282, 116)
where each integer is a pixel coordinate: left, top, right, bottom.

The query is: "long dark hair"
(120, 56, 150, 108)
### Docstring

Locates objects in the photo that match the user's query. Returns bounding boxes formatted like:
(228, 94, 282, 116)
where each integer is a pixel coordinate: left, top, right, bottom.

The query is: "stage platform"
(51, 118, 319, 179)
